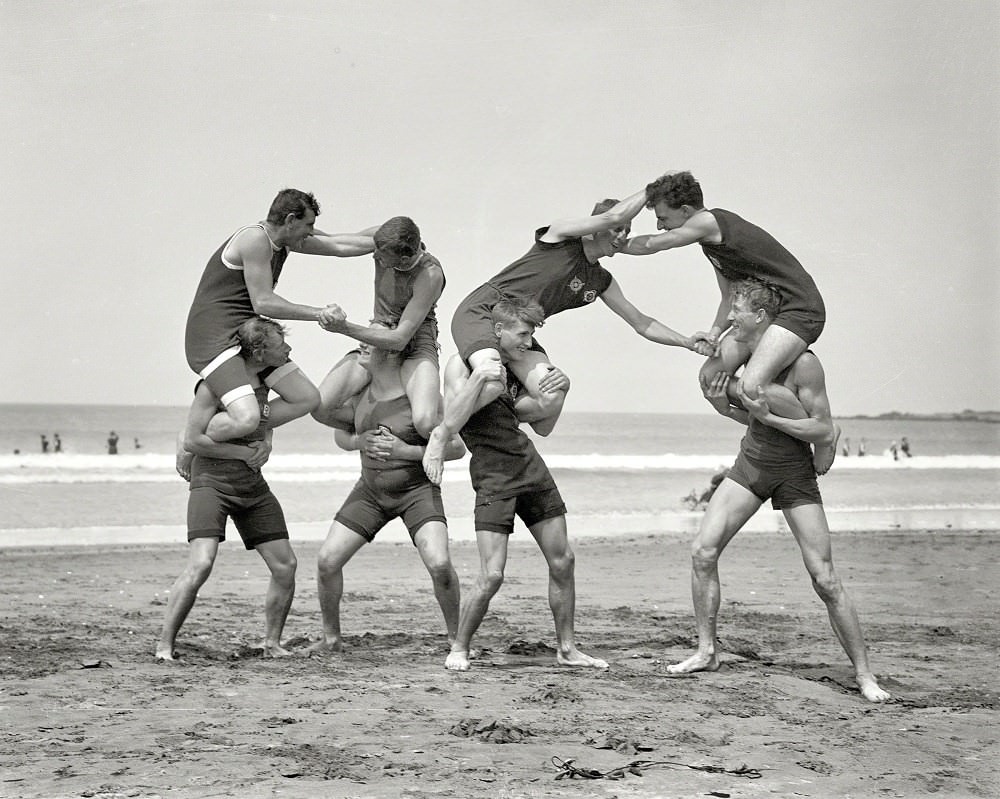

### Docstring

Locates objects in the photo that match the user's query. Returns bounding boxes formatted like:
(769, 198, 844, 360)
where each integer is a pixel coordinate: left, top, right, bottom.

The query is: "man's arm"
(622, 211, 719, 255)
(541, 190, 647, 242)
(293, 228, 378, 257)
(438, 355, 505, 437)
(320, 267, 444, 351)
(598, 278, 711, 352)
(359, 430, 467, 464)
(237, 232, 336, 321)
(741, 354, 834, 444)
(702, 372, 750, 426)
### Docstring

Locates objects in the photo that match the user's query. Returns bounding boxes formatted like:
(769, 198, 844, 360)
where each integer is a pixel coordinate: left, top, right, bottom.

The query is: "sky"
(3, 0, 997, 415)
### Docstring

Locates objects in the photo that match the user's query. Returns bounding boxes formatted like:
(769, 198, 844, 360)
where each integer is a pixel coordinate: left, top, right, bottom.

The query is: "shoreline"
(3, 505, 998, 549)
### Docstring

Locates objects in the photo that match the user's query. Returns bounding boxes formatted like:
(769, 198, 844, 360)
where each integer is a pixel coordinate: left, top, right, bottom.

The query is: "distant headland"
(844, 410, 1000, 423)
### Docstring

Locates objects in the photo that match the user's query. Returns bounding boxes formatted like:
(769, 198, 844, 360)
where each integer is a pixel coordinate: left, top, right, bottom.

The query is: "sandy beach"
(2, 528, 997, 798)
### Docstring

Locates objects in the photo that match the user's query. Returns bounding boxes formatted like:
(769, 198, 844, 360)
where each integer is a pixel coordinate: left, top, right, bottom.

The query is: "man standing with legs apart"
(158, 318, 316, 661)
(314, 216, 445, 439)
(438, 298, 607, 672)
(308, 323, 465, 654)
(624, 172, 839, 474)
(184, 188, 377, 449)
(668, 279, 889, 703)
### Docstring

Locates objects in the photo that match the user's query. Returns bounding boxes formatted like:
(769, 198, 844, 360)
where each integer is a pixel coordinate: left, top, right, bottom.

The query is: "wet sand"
(2, 530, 997, 798)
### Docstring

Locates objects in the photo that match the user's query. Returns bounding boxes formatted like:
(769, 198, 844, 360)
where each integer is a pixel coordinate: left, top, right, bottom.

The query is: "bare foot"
(556, 647, 609, 669)
(155, 646, 179, 662)
(666, 651, 720, 674)
(175, 436, 193, 482)
(814, 423, 841, 476)
(262, 643, 293, 658)
(445, 650, 470, 671)
(857, 673, 891, 703)
(305, 638, 344, 656)
(422, 426, 448, 486)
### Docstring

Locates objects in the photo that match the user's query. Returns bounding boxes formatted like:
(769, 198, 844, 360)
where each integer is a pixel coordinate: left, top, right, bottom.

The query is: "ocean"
(1, 404, 998, 540)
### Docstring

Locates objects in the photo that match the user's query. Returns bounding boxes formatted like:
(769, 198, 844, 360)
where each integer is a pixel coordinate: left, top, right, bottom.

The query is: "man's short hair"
(491, 297, 545, 331)
(266, 189, 321, 224)
(374, 216, 421, 257)
(644, 171, 704, 210)
(237, 317, 287, 359)
(732, 279, 783, 319)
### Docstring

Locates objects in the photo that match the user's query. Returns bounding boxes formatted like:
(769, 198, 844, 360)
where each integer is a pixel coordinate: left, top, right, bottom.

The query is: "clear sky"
(3, 1, 997, 414)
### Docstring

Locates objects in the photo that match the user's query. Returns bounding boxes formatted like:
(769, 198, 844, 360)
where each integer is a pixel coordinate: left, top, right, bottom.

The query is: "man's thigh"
(231, 491, 289, 550)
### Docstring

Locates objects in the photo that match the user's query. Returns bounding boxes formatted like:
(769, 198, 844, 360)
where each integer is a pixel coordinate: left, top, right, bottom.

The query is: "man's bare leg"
(783, 504, 890, 702)
(156, 537, 219, 660)
(401, 357, 443, 440)
(312, 353, 370, 430)
(445, 529, 509, 671)
(255, 539, 297, 657)
(667, 480, 761, 674)
(529, 515, 607, 669)
(413, 522, 460, 645)
(307, 522, 367, 654)
(423, 349, 505, 485)
(204, 393, 261, 442)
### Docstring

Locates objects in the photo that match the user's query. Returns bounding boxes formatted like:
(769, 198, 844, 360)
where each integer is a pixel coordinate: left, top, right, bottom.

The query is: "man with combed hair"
(308, 323, 465, 654)
(668, 279, 890, 703)
(184, 188, 377, 447)
(421, 192, 711, 483)
(159, 318, 317, 661)
(314, 216, 446, 440)
(438, 297, 607, 673)
(624, 171, 838, 474)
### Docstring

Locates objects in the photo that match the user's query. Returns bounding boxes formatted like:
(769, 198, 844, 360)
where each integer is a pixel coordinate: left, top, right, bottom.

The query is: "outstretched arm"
(622, 211, 718, 255)
(542, 190, 647, 242)
(599, 278, 711, 353)
(236, 232, 339, 321)
(293, 227, 378, 257)
(320, 267, 444, 350)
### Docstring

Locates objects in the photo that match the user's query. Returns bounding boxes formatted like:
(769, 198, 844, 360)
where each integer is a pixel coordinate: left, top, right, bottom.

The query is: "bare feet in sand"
(857, 673, 891, 703)
(305, 639, 344, 656)
(556, 647, 608, 669)
(155, 647, 179, 662)
(262, 643, 293, 658)
(814, 423, 841, 476)
(421, 426, 448, 486)
(445, 650, 470, 671)
(666, 651, 720, 674)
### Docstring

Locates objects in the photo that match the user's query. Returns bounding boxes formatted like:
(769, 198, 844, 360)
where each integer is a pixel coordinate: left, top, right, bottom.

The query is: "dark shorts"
(370, 315, 440, 366)
(335, 478, 446, 544)
(187, 486, 289, 550)
(772, 310, 825, 345)
(451, 284, 504, 363)
(726, 450, 822, 511)
(474, 486, 566, 535)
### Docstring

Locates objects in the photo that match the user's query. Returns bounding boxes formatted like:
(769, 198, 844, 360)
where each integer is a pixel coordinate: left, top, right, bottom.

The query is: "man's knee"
(425, 559, 455, 587)
(548, 547, 575, 582)
(808, 563, 843, 603)
(411, 405, 440, 439)
(478, 567, 505, 597)
(691, 539, 721, 572)
(268, 551, 297, 585)
(186, 548, 217, 584)
(226, 402, 261, 436)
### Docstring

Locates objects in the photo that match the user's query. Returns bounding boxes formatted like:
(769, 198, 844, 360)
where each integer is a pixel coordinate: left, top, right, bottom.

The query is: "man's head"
(491, 298, 545, 361)
(728, 279, 782, 345)
(590, 198, 629, 256)
(644, 171, 705, 231)
(374, 216, 422, 271)
(237, 317, 291, 367)
(267, 189, 320, 246)
(357, 320, 407, 370)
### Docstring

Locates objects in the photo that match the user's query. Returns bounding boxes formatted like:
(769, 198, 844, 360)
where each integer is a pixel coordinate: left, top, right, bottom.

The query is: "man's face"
(374, 244, 420, 272)
(653, 201, 689, 231)
(495, 319, 534, 361)
(727, 295, 762, 343)
(595, 223, 630, 257)
(256, 330, 292, 367)
(285, 210, 317, 246)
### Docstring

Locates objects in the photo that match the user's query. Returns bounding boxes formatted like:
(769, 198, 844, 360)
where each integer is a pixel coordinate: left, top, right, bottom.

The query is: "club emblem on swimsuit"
(508, 384, 519, 401)
(583, 290, 597, 303)
(568, 276, 584, 293)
